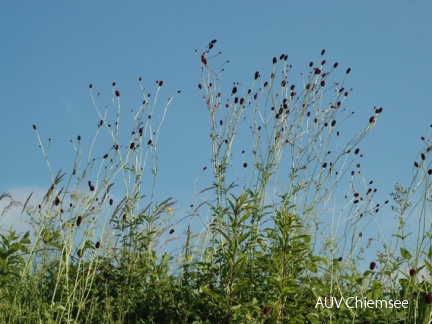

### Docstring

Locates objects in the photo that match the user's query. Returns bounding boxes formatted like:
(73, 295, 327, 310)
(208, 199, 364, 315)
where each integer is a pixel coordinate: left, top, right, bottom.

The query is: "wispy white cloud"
(0, 186, 46, 234)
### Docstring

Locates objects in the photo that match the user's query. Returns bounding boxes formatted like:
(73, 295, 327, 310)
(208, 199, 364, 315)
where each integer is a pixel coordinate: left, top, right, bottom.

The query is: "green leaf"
(238, 232, 250, 245)
(281, 287, 290, 296)
(200, 286, 221, 301)
(232, 279, 250, 293)
(307, 262, 318, 273)
(219, 230, 232, 246)
(363, 270, 372, 277)
(424, 260, 432, 275)
(400, 247, 412, 260)
(0, 259, 8, 274)
(20, 231, 31, 245)
(392, 233, 411, 240)
(239, 211, 251, 224)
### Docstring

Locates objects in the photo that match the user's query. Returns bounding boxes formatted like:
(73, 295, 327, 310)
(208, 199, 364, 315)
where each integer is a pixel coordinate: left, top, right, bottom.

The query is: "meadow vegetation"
(1, 40, 432, 323)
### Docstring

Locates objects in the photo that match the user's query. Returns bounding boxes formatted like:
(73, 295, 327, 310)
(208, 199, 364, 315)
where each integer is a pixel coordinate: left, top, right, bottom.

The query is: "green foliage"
(0, 229, 30, 286)
(1, 41, 431, 323)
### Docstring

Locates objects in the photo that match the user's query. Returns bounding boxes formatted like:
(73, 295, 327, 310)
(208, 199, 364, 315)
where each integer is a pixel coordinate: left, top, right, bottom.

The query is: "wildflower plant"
(1, 79, 179, 323)
(186, 40, 387, 322)
(1, 40, 432, 323)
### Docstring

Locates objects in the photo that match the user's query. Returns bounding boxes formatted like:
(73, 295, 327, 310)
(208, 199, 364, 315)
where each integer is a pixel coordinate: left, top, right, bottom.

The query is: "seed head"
(201, 55, 207, 65)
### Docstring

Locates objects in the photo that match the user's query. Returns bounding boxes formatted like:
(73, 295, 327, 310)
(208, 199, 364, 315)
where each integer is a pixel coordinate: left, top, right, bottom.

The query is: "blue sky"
(1, 1, 432, 259)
